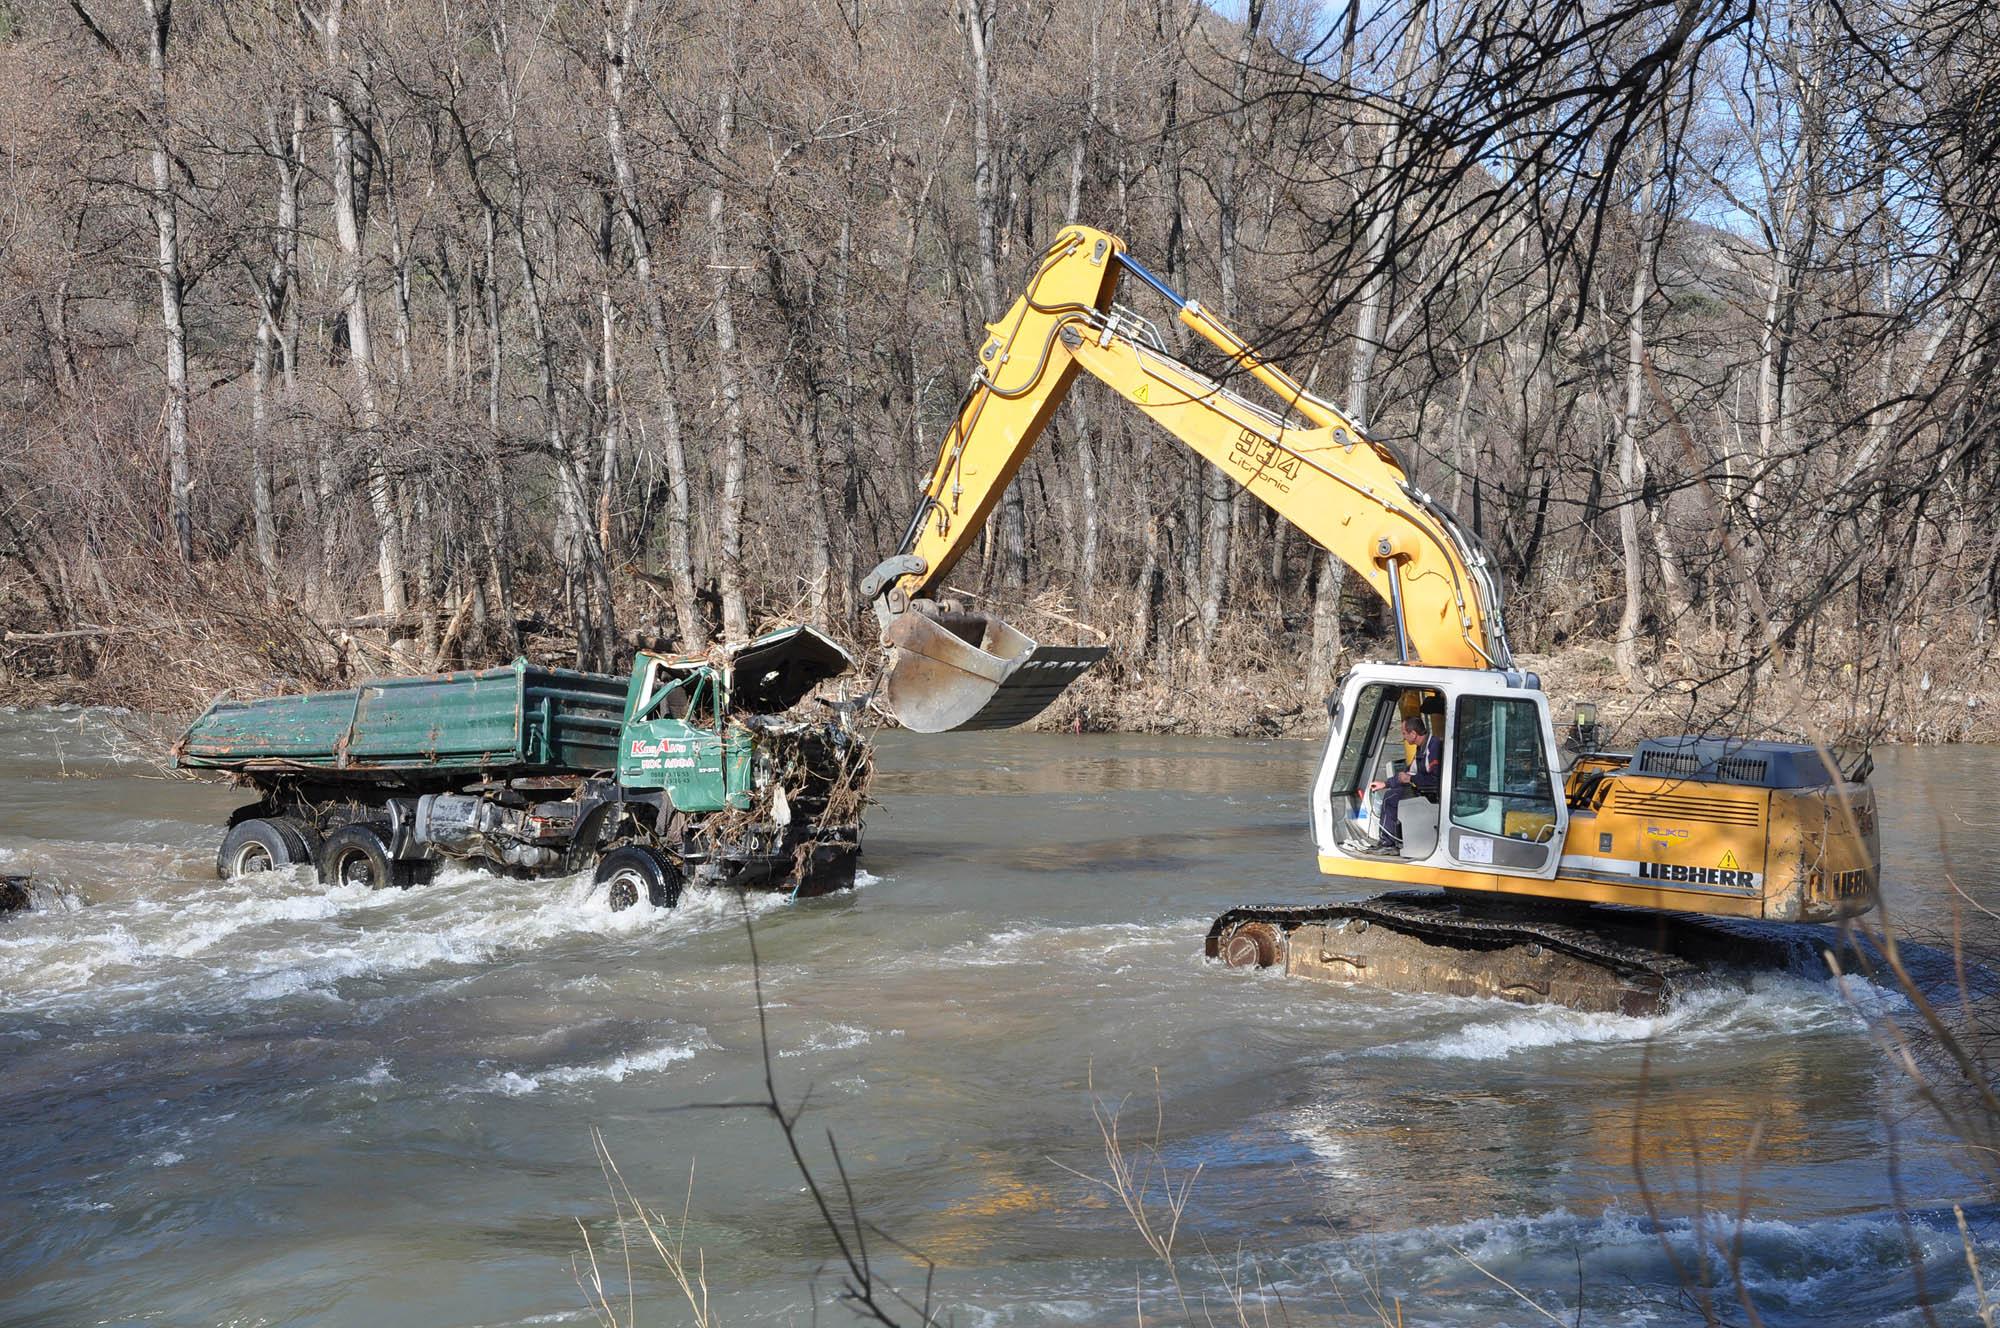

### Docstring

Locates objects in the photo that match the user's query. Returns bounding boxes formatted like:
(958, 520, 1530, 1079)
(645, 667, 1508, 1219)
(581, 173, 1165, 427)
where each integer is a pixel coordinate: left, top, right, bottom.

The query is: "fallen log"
(3, 624, 115, 643)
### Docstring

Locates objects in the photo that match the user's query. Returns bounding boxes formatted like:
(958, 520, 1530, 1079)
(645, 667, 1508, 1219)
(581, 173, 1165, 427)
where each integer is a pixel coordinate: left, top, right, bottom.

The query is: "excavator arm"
(863, 226, 1513, 731)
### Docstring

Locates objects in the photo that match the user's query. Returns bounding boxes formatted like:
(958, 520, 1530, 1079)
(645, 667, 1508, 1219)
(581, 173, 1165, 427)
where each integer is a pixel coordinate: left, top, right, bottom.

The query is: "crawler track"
(1204, 892, 1815, 1015)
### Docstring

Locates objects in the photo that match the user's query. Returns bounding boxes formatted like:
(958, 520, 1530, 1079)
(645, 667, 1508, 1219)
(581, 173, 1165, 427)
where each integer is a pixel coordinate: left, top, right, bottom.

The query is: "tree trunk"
(605, 0, 701, 648)
(250, 314, 279, 591)
(1133, 437, 1163, 659)
(323, 0, 406, 618)
(247, 89, 302, 597)
(278, 91, 307, 589)
(483, 206, 502, 436)
(1194, 0, 1264, 661)
(381, 144, 418, 388)
(497, 25, 613, 668)
(1637, 445, 1693, 625)
(142, 0, 193, 563)
(1307, 554, 1344, 701)
(596, 203, 620, 560)
(1345, 0, 1427, 427)
(959, 0, 1023, 590)
(708, 85, 750, 642)
(1450, 279, 1494, 514)
(1614, 179, 1657, 682)
(833, 132, 860, 618)
(803, 398, 835, 628)
(1066, 6, 1102, 609)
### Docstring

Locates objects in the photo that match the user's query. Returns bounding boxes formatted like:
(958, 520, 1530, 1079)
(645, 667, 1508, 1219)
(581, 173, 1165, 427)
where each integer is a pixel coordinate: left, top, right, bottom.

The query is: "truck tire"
(217, 818, 310, 879)
(276, 814, 321, 860)
(594, 845, 684, 911)
(317, 823, 417, 891)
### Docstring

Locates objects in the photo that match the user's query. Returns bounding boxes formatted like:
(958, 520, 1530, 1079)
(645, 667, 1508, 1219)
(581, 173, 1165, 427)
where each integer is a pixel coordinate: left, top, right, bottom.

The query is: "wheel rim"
(606, 868, 644, 911)
(232, 842, 274, 876)
(335, 848, 379, 890)
(1221, 923, 1278, 969)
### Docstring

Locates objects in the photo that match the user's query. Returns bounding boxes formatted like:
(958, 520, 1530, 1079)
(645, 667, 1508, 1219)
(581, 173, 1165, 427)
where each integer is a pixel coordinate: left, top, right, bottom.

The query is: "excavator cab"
(1312, 664, 1569, 881)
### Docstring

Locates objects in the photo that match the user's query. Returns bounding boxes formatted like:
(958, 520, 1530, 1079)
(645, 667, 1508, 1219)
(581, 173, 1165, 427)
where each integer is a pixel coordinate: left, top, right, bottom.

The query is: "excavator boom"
(863, 227, 1510, 731)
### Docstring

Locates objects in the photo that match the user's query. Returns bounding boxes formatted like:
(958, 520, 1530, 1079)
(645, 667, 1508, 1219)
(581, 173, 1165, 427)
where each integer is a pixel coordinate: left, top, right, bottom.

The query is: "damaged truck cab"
(613, 627, 870, 898)
(173, 626, 870, 912)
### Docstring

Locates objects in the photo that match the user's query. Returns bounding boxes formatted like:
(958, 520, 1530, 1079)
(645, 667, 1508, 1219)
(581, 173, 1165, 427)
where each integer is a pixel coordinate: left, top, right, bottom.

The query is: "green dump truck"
(172, 626, 871, 908)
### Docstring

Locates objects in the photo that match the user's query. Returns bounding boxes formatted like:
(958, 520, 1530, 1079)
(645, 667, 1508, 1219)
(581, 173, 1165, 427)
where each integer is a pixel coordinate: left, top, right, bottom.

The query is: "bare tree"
(140, 0, 192, 562)
(603, 0, 701, 648)
(2, 0, 1993, 744)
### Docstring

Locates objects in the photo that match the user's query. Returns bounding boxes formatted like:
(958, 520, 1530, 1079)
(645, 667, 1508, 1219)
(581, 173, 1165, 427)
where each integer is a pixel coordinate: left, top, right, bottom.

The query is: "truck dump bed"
(172, 659, 628, 780)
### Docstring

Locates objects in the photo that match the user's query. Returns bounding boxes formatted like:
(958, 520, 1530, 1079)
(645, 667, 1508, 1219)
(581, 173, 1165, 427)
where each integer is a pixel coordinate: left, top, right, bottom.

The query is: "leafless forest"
(0, 0, 1993, 737)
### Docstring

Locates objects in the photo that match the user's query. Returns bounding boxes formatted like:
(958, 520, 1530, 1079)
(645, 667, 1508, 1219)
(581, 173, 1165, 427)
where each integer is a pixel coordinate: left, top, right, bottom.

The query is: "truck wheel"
(594, 845, 684, 911)
(275, 814, 321, 860)
(217, 818, 309, 879)
(317, 823, 416, 891)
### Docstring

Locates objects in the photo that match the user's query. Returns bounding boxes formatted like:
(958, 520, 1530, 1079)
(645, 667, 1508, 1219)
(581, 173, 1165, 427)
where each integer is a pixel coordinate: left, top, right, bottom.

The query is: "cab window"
(1331, 684, 1400, 797)
(1332, 684, 1444, 804)
(636, 665, 686, 721)
(636, 667, 716, 728)
(1449, 696, 1558, 841)
(679, 676, 718, 729)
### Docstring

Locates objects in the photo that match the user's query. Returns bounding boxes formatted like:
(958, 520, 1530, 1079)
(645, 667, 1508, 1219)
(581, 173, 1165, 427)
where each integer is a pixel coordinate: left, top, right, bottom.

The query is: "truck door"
(1443, 689, 1567, 876)
(619, 668, 729, 811)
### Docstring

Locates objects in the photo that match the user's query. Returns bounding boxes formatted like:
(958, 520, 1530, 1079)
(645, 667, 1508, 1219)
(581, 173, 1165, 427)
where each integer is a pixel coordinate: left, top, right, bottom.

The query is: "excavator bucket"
(882, 609, 1106, 732)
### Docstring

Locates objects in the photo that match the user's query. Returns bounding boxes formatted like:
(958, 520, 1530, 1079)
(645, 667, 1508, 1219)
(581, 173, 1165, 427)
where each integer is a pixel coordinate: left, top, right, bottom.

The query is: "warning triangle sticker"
(1718, 849, 1740, 871)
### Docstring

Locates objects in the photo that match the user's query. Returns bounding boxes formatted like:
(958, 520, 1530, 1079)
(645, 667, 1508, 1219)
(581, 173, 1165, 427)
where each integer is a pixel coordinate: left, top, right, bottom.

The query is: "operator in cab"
(1365, 714, 1442, 853)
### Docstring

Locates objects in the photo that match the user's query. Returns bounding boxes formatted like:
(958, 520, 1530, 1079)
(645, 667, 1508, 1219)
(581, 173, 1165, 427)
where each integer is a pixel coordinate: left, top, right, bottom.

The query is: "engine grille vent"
(1609, 789, 1763, 827)
(1717, 756, 1771, 783)
(1630, 737, 1842, 789)
(1637, 749, 1772, 783)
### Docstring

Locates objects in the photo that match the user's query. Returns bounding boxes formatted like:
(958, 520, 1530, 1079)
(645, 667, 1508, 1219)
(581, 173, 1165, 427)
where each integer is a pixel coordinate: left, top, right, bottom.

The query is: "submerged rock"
(0, 875, 32, 914)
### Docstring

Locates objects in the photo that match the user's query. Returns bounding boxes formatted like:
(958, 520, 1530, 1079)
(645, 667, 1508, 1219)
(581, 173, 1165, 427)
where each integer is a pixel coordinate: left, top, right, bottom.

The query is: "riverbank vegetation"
(0, 0, 1994, 743)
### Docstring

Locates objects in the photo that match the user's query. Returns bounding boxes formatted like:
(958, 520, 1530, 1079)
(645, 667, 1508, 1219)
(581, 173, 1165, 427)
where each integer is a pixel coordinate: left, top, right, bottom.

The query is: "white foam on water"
(944, 917, 1210, 969)
(149, 1150, 186, 1167)
(0, 860, 796, 1025)
(1377, 971, 1902, 1063)
(1297, 1203, 1991, 1321)
(0, 705, 153, 768)
(485, 1071, 541, 1098)
(779, 1022, 901, 1057)
(961, 1301, 1101, 1326)
(854, 869, 884, 888)
(476, 1033, 713, 1097)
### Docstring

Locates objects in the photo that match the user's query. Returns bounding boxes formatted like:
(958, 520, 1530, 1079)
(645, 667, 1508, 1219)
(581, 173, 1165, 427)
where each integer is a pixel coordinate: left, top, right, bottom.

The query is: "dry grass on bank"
(0, 562, 351, 717)
(8, 560, 1996, 753)
(1036, 627, 2000, 748)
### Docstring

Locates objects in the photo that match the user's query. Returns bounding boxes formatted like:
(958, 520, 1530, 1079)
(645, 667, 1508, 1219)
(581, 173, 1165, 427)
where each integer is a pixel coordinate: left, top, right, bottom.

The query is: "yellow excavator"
(861, 226, 1880, 1014)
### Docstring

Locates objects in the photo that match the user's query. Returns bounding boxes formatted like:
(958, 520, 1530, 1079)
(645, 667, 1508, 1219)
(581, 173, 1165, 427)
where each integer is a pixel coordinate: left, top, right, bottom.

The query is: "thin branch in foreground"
(577, 904, 943, 1327)
(1444, 1242, 1569, 1327)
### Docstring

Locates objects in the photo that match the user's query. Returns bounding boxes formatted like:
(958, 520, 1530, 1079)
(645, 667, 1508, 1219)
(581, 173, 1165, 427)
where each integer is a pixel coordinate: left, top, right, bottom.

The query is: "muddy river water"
(1, 708, 1995, 1326)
